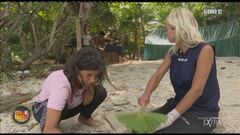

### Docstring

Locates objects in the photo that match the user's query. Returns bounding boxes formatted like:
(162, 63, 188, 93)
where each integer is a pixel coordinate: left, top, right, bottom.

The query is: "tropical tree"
(19, 2, 69, 70)
(89, 2, 116, 34)
(1, 2, 239, 73)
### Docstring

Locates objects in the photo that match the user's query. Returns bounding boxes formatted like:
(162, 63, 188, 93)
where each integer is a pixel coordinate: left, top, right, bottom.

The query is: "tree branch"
(20, 2, 68, 70)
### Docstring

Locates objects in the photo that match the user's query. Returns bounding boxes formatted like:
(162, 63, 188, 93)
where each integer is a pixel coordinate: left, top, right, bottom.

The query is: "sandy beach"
(0, 57, 239, 133)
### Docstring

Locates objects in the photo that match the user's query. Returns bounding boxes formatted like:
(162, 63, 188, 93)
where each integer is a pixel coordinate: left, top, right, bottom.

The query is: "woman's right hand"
(83, 86, 94, 105)
(138, 94, 151, 108)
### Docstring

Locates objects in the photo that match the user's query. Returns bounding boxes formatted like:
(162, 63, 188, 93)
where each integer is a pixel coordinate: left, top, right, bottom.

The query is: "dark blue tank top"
(170, 42, 220, 116)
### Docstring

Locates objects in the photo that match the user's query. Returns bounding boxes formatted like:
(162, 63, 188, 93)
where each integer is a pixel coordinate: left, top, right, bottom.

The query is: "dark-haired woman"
(82, 23, 96, 47)
(32, 47, 107, 133)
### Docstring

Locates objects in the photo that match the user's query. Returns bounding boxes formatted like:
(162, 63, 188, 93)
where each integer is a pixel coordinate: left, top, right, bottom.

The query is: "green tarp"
(143, 21, 240, 60)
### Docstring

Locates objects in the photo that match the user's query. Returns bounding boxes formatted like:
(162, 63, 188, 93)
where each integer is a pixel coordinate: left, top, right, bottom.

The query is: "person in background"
(104, 28, 124, 62)
(82, 23, 96, 47)
(92, 31, 106, 51)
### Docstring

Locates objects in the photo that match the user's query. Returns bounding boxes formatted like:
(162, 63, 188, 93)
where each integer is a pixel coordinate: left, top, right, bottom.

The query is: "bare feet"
(78, 115, 101, 127)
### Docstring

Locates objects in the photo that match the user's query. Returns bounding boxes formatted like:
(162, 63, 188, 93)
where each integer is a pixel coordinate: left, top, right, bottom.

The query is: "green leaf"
(115, 111, 167, 133)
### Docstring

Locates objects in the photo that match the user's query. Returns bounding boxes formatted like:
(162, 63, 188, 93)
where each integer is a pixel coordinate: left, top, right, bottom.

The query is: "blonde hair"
(165, 7, 204, 55)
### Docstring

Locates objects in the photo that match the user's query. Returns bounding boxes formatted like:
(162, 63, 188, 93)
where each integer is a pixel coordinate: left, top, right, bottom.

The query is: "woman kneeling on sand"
(32, 47, 107, 133)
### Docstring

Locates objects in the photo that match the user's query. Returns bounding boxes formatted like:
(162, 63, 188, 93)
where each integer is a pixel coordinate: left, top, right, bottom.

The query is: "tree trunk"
(134, 29, 138, 60)
(18, 24, 30, 56)
(76, 17, 82, 51)
(0, 2, 47, 71)
(139, 4, 145, 59)
(20, 17, 59, 70)
(0, 3, 10, 28)
(0, 15, 26, 47)
(82, 2, 93, 23)
(0, 2, 46, 43)
(31, 21, 39, 52)
(20, 2, 68, 71)
(76, 2, 83, 51)
(0, 13, 22, 71)
(75, 2, 93, 51)
(1, 44, 12, 71)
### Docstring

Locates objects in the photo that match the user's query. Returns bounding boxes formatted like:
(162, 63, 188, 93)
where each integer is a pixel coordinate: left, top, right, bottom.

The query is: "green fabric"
(210, 36, 240, 57)
(144, 21, 240, 60)
(143, 44, 172, 60)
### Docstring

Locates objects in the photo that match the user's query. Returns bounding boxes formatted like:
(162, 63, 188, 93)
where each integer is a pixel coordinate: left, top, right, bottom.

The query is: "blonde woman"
(138, 7, 220, 133)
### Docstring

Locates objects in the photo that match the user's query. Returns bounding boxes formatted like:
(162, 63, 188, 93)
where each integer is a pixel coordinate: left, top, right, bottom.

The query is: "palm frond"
(115, 111, 167, 133)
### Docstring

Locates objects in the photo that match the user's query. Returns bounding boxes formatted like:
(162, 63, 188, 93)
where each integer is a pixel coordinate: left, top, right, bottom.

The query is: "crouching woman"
(32, 47, 107, 133)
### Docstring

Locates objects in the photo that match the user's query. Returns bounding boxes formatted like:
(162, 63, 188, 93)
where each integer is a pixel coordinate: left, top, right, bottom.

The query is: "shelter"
(143, 21, 240, 60)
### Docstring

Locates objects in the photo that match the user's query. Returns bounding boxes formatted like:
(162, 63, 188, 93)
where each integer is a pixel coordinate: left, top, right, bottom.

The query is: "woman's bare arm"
(43, 108, 62, 133)
(143, 53, 172, 97)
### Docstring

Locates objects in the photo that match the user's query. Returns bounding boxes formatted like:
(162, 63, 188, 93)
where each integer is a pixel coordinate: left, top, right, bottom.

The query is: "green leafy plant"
(0, 72, 11, 84)
(115, 111, 167, 133)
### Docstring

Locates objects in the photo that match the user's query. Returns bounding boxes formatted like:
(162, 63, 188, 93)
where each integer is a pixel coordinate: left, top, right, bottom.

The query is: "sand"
(0, 57, 239, 133)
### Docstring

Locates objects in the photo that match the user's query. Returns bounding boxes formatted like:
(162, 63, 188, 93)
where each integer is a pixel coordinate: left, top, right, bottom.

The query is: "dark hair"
(84, 23, 90, 34)
(63, 47, 106, 100)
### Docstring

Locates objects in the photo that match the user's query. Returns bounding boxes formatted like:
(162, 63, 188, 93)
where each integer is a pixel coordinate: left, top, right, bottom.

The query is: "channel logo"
(12, 106, 30, 124)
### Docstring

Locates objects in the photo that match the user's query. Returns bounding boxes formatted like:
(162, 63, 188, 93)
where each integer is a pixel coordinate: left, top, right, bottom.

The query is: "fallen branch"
(0, 92, 38, 113)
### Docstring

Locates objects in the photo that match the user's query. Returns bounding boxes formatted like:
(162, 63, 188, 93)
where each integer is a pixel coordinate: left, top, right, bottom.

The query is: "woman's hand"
(83, 86, 94, 105)
(156, 109, 181, 131)
(138, 94, 151, 108)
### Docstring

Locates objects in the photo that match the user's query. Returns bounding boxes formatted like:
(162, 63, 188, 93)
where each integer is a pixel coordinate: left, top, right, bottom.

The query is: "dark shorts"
(104, 43, 123, 56)
(153, 98, 220, 133)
